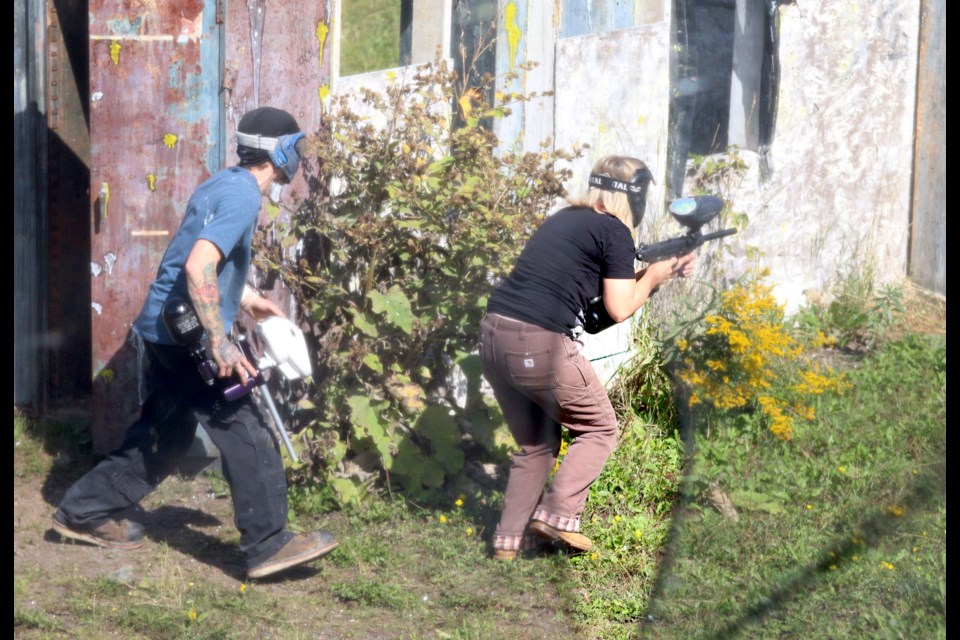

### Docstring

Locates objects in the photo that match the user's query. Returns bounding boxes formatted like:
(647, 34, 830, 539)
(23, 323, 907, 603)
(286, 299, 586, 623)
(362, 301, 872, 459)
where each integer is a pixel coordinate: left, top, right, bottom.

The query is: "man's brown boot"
(51, 511, 145, 550)
(247, 531, 338, 579)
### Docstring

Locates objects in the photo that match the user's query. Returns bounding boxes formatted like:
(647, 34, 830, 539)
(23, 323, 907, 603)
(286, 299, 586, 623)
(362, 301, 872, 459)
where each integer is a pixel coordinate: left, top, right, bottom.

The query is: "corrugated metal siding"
(14, 0, 48, 411)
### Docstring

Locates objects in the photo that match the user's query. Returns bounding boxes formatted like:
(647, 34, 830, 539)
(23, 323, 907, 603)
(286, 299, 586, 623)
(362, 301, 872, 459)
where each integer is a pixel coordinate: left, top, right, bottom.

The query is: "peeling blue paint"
(106, 16, 143, 37)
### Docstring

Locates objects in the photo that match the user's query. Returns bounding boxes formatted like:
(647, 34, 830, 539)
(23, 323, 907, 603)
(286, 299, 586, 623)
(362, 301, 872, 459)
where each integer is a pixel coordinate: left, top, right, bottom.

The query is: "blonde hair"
(567, 155, 648, 229)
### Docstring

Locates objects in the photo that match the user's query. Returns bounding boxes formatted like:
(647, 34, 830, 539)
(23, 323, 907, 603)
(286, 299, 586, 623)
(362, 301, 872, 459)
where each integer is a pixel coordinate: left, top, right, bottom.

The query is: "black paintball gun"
(583, 194, 736, 334)
(161, 296, 305, 461)
(161, 296, 263, 401)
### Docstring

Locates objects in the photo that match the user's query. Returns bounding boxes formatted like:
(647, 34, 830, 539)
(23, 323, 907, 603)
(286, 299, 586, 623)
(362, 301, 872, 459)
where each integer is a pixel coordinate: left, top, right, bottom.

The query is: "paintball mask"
(588, 167, 654, 227)
(235, 131, 306, 183)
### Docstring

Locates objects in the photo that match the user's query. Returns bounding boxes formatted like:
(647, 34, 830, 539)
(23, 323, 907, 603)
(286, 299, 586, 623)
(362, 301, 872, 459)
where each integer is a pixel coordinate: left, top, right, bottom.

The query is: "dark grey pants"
(56, 340, 293, 570)
(479, 313, 618, 551)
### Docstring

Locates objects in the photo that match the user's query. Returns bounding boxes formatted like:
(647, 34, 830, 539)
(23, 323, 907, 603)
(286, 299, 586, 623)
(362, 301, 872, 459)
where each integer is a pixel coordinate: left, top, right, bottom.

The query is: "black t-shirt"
(487, 206, 637, 336)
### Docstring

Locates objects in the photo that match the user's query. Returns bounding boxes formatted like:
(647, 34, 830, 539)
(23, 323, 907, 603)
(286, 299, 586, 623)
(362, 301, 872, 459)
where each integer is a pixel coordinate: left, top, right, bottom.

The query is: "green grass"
(639, 333, 946, 639)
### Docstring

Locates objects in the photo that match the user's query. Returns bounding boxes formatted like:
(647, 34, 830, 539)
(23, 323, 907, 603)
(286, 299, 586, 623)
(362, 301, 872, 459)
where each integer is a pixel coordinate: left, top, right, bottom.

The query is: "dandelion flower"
(187, 609, 198, 621)
(439, 515, 447, 524)
(882, 562, 894, 570)
(806, 504, 813, 510)
(838, 466, 846, 474)
(239, 583, 247, 594)
(829, 565, 837, 571)
(466, 527, 474, 536)
(887, 505, 905, 517)
(455, 498, 464, 508)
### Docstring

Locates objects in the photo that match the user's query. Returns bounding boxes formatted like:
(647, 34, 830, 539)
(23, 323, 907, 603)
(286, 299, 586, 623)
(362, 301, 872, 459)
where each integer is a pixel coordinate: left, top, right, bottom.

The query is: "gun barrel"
(699, 228, 737, 243)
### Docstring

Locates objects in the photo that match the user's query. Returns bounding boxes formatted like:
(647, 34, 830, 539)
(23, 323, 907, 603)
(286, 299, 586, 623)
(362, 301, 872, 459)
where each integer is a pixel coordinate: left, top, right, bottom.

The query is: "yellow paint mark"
(316, 21, 329, 68)
(163, 134, 178, 148)
(318, 84, 330, 103)
(99, 182, 110, 219)
(387, 70, 396, 81)
(109, 41, 121, 65)
(636, 114, 646, 127)
(504, 3, 521, 70)
(147, 173, 157, 191)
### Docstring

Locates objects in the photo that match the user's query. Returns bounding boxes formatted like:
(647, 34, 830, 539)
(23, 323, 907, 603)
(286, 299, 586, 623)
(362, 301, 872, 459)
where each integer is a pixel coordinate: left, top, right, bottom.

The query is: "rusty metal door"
(89, 0, 223, 452)
(88, 0, 334, 453)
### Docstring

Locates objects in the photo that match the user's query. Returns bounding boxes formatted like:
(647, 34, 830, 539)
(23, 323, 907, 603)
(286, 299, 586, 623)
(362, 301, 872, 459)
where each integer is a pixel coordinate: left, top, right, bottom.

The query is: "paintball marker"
(161, 297, 311, 461)
(583, 195, 736, 335)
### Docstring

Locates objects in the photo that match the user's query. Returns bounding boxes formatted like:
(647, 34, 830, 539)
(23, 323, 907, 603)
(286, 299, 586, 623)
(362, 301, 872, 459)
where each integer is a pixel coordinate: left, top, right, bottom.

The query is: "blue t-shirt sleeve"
(602, 222, 638, 280)
(196, 183, 260, 257)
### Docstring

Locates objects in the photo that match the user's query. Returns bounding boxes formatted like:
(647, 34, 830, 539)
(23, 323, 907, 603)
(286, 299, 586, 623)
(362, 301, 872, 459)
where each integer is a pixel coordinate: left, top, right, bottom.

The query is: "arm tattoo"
(187, 260, 228, 353)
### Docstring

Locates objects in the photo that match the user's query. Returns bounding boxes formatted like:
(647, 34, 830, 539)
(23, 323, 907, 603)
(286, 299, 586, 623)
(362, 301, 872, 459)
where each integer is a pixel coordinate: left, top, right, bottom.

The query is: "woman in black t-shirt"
(479, 155, 695, 560)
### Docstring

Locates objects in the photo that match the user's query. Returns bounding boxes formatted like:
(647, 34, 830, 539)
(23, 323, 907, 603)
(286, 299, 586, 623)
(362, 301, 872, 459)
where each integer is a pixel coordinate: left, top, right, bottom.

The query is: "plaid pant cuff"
(493, 533, 540, 551)
(531, 508, 581, 533)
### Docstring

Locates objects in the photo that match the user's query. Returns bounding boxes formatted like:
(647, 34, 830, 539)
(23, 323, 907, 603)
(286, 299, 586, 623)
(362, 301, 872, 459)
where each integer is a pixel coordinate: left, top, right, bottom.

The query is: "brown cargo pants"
(479, 313, 619, 552)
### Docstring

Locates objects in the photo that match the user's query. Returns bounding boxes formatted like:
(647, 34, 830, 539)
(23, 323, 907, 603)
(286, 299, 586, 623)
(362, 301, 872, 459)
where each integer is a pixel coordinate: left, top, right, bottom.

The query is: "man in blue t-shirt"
(51, 107, 339, 580)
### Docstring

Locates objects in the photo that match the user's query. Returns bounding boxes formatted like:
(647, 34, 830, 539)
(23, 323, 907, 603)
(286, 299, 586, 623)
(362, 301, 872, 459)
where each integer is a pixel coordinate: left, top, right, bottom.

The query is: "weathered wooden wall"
(909, 0, 945, 296)
(714, 0, 922, 312)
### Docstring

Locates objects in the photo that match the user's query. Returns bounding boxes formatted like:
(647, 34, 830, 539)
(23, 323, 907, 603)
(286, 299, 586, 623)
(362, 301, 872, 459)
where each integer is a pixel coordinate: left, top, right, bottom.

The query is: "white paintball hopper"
(256, 316, 312, 381)
(252, 316, 313, 463)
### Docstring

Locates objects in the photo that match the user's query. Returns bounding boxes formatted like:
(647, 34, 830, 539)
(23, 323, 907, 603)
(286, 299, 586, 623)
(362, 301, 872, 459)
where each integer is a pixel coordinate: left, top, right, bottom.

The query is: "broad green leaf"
(349, 310, 380, 338)
(330, 477, 361, 504)
(731, 490, 784, 514)
(348, 395, 382, 440)
(362, 353, 383, 374)
(368, 286, 415, 334)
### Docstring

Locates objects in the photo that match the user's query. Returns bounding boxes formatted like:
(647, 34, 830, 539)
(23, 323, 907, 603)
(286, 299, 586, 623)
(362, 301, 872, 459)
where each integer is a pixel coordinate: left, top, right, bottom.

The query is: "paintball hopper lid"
(255, 316, 312, 381)
(668, 195, 725, 228)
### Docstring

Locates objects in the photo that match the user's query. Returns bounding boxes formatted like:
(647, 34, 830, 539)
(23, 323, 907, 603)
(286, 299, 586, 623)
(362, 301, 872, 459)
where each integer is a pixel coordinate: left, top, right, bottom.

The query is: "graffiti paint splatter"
(109, 41, 121, 65)
(103, 252, 118, 275)
(316, 21, 329, 68)
(163, 134, 178, 148)
(318, 84, 330, 103)
(147, 173, 157, 191)
(504, 3, 521, 70)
